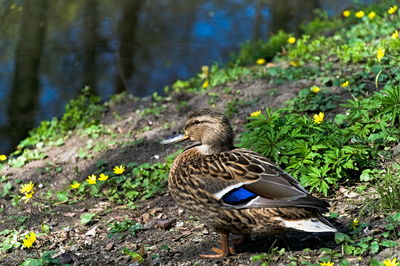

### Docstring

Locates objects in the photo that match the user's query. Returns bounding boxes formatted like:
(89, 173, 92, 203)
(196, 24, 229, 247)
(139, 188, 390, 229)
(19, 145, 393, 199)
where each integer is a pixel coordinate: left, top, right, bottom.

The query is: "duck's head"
(162, 108, 234, 153)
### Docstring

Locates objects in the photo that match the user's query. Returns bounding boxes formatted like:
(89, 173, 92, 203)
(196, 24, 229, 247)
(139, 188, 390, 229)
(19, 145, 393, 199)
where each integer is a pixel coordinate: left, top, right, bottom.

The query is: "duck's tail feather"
(277, 216, 337, 232)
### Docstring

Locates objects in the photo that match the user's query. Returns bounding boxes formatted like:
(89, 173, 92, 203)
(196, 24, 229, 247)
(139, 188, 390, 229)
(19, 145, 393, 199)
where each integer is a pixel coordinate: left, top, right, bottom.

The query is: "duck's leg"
(200, 232, 233, 258)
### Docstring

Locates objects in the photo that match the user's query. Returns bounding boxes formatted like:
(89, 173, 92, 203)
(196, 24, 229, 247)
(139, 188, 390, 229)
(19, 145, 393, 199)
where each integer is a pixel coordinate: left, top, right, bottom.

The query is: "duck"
(162, 108, 336, 258)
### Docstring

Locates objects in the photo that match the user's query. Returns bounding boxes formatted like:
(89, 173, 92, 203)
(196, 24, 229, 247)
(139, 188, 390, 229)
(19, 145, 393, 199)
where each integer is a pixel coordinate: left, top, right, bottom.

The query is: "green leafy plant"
(20, 251, 61, 266)
(104, 152, 179, 204)
(121, 247, 144, 263)
(108, 219, 143, 238)
(288, 87, 338, 112)
(334, 213, 399, 257)
(8, 87, 106, 167)
(250, 246, 286, 266)
(233, 30, 289, 65)
(371, 166, 400, 211)
(80, 212, 96, 225)
(0, 229, 22, 252)
(240, 86, 400, 195)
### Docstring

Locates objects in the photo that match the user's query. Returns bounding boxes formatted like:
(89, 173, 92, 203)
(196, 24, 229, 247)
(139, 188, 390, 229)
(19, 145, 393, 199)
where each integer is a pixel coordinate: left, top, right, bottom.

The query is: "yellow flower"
(113, 165, 125, 175)
(391, 30, 399, 39)
(289, 61, 300, 67)
(98, 173, 109, 181)
(70, 182, 81, 189)
(22, 192, 34, 203)
(256, 58, 266, 65)
(20, 182, 35, 194)
(320, 262, 334, 266)
(355, 11, 365, 18)
(310, 86, 321, 93)
(388, 5, 398, 15)
(368, 11, 376, 19)
(383, 258, 399, 266)
(202, 80, 209, 88)
(200, 65, 209, 79)
(287, 37, 296, 44)
(352, 218, 359, 229)
(22, 232, 36, 248)
(377, 48, 385, 62)
(341, 81, 349, 87)
(0, 154, 7, 161)
(86, 174, 97, 184)
(201, 65, 209, 74)
(250, 110, 261, 117)
(342, 10, 351, 17)
(313, 112, 324, 124)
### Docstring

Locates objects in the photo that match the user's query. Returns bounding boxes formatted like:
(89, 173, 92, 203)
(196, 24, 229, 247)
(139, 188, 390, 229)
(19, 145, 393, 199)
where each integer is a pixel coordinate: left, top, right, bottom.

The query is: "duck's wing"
(190, 148, 329, 211)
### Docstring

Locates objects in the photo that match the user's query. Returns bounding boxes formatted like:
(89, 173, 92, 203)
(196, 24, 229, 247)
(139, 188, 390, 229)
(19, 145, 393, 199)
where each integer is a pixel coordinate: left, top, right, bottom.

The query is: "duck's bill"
(160, 134, 189, 144)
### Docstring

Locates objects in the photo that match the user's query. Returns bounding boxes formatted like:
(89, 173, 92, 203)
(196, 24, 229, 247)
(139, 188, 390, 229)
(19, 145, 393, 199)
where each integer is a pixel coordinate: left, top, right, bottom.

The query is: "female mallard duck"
(162, 108, 336, 258)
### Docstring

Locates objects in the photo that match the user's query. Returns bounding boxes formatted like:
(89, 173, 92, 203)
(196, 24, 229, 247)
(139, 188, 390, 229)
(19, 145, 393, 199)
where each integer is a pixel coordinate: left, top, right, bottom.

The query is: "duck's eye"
(194, 120, 201, 125)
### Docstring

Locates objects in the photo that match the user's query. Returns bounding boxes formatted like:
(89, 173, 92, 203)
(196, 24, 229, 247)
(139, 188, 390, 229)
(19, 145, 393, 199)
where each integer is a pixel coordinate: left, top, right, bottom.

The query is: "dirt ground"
(0, 76, 398, 265)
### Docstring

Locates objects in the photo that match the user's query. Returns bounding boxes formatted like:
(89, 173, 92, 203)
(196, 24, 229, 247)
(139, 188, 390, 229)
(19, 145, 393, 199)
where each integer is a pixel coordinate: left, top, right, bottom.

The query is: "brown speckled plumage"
(164, 108, 336, 257)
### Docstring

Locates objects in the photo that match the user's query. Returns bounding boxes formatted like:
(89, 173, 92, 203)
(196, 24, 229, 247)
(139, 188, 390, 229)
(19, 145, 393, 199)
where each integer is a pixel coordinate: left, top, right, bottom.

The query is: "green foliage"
(240, 85, 400, 195)
(0, 182, 13, 198)
(19, 87, 104, 150)
(289, 87, 338, 112)
(103, 152, 179, 204)
(136, 102, 166, 117)
(334, 213, 399, 256)
(107, 219, 143, 238)
(287, 35, 337, 66)
(0, 229, 22, 252)
(20, 251, 61, 266)
(105, 164, 166, 203)
(233, 31, 289, 65)
(209, 63, 251, 87)
(164, 78, 199, 94)
(300, 11, 344, 36)
(336, 39, 369, 64)
(250, 246, 286, 266)
(59, 87, 105, 130)
(80, 212, 96, 225)
(262, 66, 320, 85)
(373, 166, 400, 211)
(8, 87, 106, 167)
(8, 149, 47, 168)
(121, 248, 144, 263)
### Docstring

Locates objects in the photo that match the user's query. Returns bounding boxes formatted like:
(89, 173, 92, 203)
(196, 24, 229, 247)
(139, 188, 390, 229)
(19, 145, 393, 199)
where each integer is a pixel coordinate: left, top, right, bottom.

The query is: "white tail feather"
(278, 217, 337, 232)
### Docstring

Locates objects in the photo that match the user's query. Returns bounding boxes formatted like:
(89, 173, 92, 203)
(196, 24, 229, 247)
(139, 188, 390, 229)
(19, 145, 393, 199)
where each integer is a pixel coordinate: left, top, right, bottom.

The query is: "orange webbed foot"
(199, 232, 233, 258)
(199, 247, 233, 258)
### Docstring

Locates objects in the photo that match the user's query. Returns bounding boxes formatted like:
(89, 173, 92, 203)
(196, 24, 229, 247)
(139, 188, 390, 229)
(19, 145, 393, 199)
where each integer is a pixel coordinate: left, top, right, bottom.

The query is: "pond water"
(0, 0, 374, 153)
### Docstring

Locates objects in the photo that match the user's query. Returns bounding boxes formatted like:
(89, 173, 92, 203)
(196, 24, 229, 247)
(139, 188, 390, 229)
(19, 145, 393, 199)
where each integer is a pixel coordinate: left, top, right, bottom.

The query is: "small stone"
(194, 223, 205, 229)
(176, 221, 184, 228)
(141, 213, 151, 223)
(181, 230, 191, 236)
(57, 252, 74, 264)
(150, 207, 163, 214)
(144, 219, 157, 229)
(105, 242, 114, 251)
(393, 143, 400, 155)
(85, 226, 97, 237)
(62, 212, 76, 217)
(156, 219, 175, 230)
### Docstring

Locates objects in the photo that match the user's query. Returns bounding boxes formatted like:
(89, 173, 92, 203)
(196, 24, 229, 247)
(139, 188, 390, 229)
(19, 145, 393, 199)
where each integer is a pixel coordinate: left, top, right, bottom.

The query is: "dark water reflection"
(0, 0, 374, 153)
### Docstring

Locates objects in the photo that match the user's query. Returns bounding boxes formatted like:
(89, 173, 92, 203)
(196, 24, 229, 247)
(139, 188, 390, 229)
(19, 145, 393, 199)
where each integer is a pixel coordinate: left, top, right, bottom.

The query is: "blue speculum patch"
(222, 187, 257, 204)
